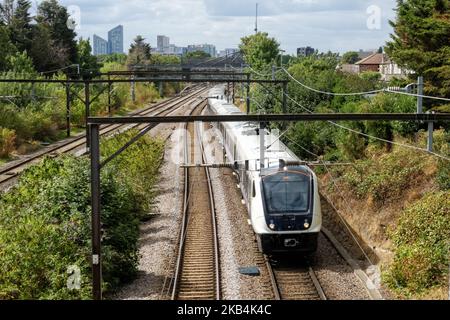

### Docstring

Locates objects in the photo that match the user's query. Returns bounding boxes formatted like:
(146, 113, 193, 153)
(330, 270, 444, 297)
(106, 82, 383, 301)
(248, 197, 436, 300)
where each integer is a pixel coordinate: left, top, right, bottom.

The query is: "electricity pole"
(255, 3, 258, 34)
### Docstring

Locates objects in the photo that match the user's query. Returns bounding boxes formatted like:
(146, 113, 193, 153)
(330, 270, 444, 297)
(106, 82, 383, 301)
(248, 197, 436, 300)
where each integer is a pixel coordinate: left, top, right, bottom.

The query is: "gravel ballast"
(113, 101, 199, 300)
(115, 100, 377, 300)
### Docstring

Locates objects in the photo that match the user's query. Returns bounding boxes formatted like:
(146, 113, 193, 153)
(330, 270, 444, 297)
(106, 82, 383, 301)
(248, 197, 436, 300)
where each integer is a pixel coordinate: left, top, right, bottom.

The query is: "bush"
(384, 192, 450, 298)
(101, 130, 165, 215)
(0, 132, 164, 299)
(334, 147, 428, 204)
(0, 127, 16, 158)
(434, 130, 450, 191)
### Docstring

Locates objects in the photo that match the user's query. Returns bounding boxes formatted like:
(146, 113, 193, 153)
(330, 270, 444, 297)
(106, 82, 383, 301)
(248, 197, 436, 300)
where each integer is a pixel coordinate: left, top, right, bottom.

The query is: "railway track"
(266, 257, 327, 300)
(0, 85, 208, 188)
(171, 101, 221, 300)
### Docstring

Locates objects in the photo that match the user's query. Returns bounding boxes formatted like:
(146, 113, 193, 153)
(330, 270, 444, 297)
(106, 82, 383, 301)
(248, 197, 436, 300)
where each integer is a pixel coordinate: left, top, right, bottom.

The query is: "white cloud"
(50, 0, 397, 54)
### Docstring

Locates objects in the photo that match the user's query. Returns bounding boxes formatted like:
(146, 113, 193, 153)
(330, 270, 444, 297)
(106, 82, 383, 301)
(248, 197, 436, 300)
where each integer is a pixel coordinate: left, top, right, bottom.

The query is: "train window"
(252, 181, 256, 198)
(262, 172, 311, 214)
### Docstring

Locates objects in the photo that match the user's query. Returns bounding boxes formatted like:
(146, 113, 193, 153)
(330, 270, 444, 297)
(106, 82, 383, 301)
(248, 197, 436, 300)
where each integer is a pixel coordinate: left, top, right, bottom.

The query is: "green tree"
(77, 38, 102, 79)
(239, 32, 279, 71)
(385, 0, 450, 98)
(127, 35, 151, 66)
(9, 0, 33, 53)
(7, 50, 35, 74)
(342, 51, 359, 64)
(36, 0, 78, 68)
(29, 23, 69, 72)
(151, 54, 181, 65)
(98, 53, 127, 64)
(287, 54, 340, 110)
(0, 0, 14, 25)
(184, 50, 210, 59)
(0, 25, 17, 70)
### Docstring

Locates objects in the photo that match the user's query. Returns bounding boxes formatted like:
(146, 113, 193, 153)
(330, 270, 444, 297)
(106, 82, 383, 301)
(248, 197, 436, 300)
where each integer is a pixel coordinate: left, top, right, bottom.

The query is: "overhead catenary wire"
(246, 65, 283, 79)
(40, 64, 80, 75)
(284, 136, 376, 266)
(282, 67, 386, 96)
(234, 63, 449, 160)
(385, 89, 450, 102)
(282, 67, 450, 102)
(283, 92, 450, 161)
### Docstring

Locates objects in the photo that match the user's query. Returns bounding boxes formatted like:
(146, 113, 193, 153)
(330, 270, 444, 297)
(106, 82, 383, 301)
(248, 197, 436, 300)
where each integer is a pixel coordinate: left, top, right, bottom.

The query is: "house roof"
(356, 53, 385, 65)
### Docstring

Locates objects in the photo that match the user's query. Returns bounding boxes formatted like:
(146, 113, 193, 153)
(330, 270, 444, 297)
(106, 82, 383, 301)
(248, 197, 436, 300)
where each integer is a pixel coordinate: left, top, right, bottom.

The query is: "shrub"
(0, 132, 164, 299)
(434, 130, 450, 191)
(0, 127, 16, 158)
(334, 147, 428, 204)
(384, 192, 450, 298)
(101, 130, 165, 215)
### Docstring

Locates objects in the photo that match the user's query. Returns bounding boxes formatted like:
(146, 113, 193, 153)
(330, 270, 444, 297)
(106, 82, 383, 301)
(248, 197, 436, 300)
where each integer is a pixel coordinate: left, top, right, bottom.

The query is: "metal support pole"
(159, 82, 164, 97)
(246, 74, 251, 114)
(427, 111, 434, 152)
(90, 124, 102, 300)
(272, 65, 276, 81)
(85, 82, 90, 150)
(282, 82, 287, 115)
(131, 76, 136, 103)
(232, 82, 235, 104)
(260, 122, 265, 170)
(417, 76, 423, 114)
(108, 76, 112, 115)
(31, 82, 36, 102)
(282, 82, 288, 130)
(66, 82, 71, 137)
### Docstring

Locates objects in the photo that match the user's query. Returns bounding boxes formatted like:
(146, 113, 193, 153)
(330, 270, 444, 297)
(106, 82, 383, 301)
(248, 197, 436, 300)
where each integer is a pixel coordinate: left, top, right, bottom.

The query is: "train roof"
(208, 86, 311, 172)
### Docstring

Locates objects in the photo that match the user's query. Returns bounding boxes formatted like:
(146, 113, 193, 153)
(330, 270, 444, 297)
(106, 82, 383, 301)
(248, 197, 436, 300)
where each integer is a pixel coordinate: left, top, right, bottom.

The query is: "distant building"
(108, 25, 124, 54)
(157, 35, 170, 53)
(187, 44, 216, 57)
(297, 46, 315, 57)
(167, 44, 186, 56)
(339, 52, 411, 81)
(339, 64, 360, 74)
(355, 53, 384, 73)
(380, 55, 411, 81)
(357, 49, 378, 60)
(92, 25, 124, 55)
(93, 34, 108, 56)
(218, 48, 238, 57)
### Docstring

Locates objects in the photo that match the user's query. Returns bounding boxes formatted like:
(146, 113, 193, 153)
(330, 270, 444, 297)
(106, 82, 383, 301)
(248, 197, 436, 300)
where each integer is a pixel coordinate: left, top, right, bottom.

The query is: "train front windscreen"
(262, 170, 312, 215)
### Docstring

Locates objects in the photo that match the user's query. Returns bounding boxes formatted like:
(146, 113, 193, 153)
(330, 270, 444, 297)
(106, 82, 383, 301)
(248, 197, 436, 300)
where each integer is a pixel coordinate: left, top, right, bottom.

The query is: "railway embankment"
(318, 132, 449, 299)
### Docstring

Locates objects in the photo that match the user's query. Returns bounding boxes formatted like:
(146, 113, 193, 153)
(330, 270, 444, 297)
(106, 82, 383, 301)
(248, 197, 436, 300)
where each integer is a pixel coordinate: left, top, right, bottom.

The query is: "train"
(207, 85, 322, 255)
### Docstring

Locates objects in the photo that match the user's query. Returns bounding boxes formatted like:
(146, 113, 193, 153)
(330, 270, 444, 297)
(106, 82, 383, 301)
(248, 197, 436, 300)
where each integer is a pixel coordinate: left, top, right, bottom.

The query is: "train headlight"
(269, 223, 276, 230)
(304, 221, 310, 229)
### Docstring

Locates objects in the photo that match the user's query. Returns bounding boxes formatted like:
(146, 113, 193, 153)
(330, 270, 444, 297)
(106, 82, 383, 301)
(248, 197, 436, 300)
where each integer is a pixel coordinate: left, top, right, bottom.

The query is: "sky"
(39, 0, 398, 54)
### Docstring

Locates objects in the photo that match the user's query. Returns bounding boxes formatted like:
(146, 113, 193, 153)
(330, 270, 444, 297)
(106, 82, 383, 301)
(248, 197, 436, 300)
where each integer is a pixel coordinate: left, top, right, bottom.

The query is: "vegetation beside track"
(0, 130, 164, 299)
(0, 1, 182, 161)
(321, 131, 449, 299)
(238, 3, 449, 297)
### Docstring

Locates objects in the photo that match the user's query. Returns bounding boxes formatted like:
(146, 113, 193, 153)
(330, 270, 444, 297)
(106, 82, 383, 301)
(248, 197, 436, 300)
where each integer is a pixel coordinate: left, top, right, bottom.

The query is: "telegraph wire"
(284, 136, 376, 266)
(282, 67, 385, 96)
(282, 67, 450, 102)
(283, 92, 450, 161)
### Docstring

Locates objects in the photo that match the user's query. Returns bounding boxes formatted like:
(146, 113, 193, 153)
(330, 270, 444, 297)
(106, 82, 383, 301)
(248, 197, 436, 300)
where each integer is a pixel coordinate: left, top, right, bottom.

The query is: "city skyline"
(93, 25, 124, 55)
(55, 0, 397, 55)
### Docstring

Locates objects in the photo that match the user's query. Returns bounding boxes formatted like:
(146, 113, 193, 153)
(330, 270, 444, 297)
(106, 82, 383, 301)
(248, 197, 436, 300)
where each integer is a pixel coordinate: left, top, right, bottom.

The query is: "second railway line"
(0, 85, 209, 188)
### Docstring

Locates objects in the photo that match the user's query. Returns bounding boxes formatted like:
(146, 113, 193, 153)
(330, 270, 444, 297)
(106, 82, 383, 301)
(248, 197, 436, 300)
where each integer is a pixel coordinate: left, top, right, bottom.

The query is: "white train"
(207, 85, 322, 254)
